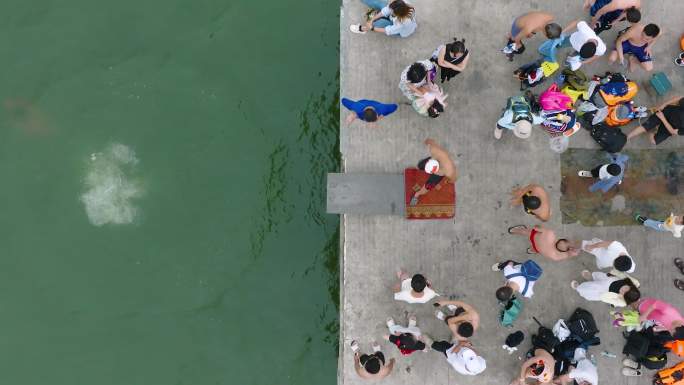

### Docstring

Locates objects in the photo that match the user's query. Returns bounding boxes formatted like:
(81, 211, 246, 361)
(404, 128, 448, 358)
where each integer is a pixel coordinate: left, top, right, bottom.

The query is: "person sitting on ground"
(510, 348, 556, 385)
(430, 38, 470, 83)
(351, 340, 394, 380)
(627, 95, 684, 145)
(510, 183, 551, 222)
(429, 338, 487, 376)
(495, 94, 544, 140)
(341, 97, 398, 127)
(565, 21, 606, 70)
(383, 315, 428, 355)
(507, 225, 580, 261)
(552, 348, 598, 385)
(410, 138, 458, 206)
(504, 12, 561, 59)
(398, 60, 436, 102)
(571, 269, 640, 307)
(393, 270, 438, 303)
(577, 152, 629, 193)
(492, 260, 541, 301)
(411, 83, 447, 118)
(585, 0, 641, 34)
(580, 239, 636, 273)
(633, 297, 684, 336)
(609, 22, 660, 72)
(434, 300, 480, 342)
(635, 213, 684, 238)
(350, 0, 416, 38)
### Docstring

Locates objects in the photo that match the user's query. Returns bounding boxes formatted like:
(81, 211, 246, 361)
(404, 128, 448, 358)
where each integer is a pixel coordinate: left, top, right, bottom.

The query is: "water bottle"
(601, 351, 617, 358)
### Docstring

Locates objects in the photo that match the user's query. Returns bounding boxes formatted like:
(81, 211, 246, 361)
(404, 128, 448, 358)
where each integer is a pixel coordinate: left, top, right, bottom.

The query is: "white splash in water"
(81, 143, 143, 226)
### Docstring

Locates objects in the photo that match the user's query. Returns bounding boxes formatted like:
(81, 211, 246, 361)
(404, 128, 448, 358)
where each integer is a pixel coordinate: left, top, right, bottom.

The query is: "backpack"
(539, 84, 573, 111)
(624, 331, 650, 360)
(532, 317, 560, 353)
(515, 61, 545, 90)
(505, 260, 543, 297)
(507, 96, 533, 123)
(665, 340, 684, 357)
(566, 308, 599, 342)
(562, 69, 589, 91)
(590, 123, 627, 153)
(500, 296, 523, 327)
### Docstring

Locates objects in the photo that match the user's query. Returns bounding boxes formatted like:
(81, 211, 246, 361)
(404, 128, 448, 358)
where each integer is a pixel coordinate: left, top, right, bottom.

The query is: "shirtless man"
(504, 12, 561, 60)
(510, 184, 551, 222)
(584, 0, 641, 34)
(609, 22, 661, 72)
(433, 300, 480, 342)
(351, 340, 395, 380)
(410, 138, 458, 206)
(510, 348, 556, 385)
(508, 225, 580, 261)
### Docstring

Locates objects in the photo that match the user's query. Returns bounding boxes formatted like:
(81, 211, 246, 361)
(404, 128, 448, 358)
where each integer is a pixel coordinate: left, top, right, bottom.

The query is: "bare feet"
(582, 270, 592, 280)
(648, 132, 656, 145)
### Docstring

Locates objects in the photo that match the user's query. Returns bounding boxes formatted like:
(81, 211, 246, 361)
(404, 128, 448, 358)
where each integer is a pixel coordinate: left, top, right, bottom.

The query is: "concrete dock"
(336, 1, 684, 384)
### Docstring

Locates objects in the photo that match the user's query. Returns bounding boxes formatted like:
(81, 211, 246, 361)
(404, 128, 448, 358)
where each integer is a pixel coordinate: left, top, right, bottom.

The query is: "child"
(577, 153, 629, 193)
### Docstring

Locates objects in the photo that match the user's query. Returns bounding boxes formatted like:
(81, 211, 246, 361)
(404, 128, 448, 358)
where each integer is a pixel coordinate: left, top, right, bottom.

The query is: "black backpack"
(623, 331, 652, 360)
(532, 318, 560, 353)
(567, 308, 599, 342)
(591, 123, 627, 153)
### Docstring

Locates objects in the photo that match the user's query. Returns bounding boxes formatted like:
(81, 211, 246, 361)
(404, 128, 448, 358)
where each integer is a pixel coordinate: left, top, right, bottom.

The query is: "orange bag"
(665, 340, 684, 357)
(656, 361, 684, 385)
(680, 35, 684, 51)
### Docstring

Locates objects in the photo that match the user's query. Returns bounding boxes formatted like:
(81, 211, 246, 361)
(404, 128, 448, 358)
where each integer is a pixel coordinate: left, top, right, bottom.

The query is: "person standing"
(571, 270, 640, 307)
(429, 339, 487, 376)
(504, 12, 561, 59)
(608, 23, 661, 72)
(634, 213, 684, 238)
(580, 239, 635, 273)
(577, 152, 628, 193)
(350, 0, 416, 38)
(584, 0, 641, 34)
(565, 21, 606, 69)
(626, 95, 684, 145)
(393, 270, 439, 304)
(510, 184, 551, 222)
(351, 340, 394, 380)
(434, 300, 480, 342)
(410, 138, 458, 206)
(430, 38, 470, 83)
(341, 97, 398, 127)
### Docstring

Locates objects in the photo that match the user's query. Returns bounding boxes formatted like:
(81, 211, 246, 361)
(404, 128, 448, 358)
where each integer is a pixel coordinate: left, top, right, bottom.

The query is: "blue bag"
(505, 260, 543, 296)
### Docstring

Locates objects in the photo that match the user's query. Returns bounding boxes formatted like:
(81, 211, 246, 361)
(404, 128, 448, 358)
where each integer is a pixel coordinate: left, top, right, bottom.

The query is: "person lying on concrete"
(495, 94, 544, 140)
(510, 348, 556, 385)
(580, 239, 635, 273)
(398, 60, 436, 102)
(349, 0, 416, 38)
(626, 95, 684, 145)
(577, 152, 628, 193)
(608, 22, 660, 72)
(633, 297, 684, 336)
(350, 340, 394, 380)
(564, 21, 606, 70)
(428, 338, 487, 376)
(585, 0, 641, 34)
(393, 270, 439, 303)
(383, 315, 429, 355)
(571, 269, 640, 307)
(635, 213, 684, 238)
(552, 348, 598, 385)
(430, 38, 470, 83)
(433, 300, 480, 342)
(492, 260, 542, 301)
(341, 97, 398, 127)
(507, 225, 580, 261)
(503, 12, 561, 60)
(410, 138, 458, 206)
(510, 183, 551, 222)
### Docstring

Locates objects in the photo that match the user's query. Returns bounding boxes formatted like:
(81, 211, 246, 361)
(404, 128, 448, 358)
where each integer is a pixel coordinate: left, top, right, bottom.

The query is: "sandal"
(675, 258, 684, 275)
(508, 224, 527, 234)
(526, 247, 537, 254)
(675, 279, 684, 291)
(349, 24, 367, 34)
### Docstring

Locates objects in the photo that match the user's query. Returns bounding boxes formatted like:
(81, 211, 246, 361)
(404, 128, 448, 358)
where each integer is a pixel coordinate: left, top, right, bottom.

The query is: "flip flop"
(409, 195, 419, 206)
(508, 224, 527, 234)
(675, 258, 684, 274)
(526, 247, 537, 254)
(675, 279, 684, 291)
(349, 24, 367, 34)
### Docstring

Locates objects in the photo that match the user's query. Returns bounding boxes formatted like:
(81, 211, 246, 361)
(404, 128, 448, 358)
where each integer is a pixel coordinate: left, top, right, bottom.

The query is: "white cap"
(424, 159, 440, 174)
(513, 120, 532, 139)
(447, 347, 486, 375)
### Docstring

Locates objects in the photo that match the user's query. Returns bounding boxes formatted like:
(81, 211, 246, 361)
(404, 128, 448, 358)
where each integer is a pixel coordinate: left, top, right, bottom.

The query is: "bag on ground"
(590, 123, 626, 153)
(567, 308, 599, 342)
(500, 296, 523, 327)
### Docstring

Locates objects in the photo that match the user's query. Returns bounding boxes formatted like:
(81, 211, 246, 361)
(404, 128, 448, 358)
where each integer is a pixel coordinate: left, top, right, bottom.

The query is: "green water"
(0, 1, 339, 384)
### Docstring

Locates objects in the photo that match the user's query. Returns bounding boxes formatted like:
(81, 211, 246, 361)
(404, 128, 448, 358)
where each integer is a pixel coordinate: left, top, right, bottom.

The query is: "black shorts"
(425, 174, 445, 190)
(431, 340, 454, 357)
(360, 352, 385, 366)
(642, 114, 677, 145)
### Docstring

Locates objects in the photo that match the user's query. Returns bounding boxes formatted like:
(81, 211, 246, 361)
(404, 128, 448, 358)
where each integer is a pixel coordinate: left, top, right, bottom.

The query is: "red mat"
(404, 168, 455, 220)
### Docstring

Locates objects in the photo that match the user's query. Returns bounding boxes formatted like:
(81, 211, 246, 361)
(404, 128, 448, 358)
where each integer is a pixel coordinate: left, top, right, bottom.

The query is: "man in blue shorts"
(608, 23, 660, 72)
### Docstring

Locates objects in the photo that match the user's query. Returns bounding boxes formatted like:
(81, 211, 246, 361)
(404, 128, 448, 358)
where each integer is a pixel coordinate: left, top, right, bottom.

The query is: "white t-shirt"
(394, 278, 438, 304)
(503, 264, 535, 298)
(569, 21, 606, 57)
(582, 239, 635, 272)
(598, 164, 611, 180)
(446, 346, 486, 375)
(569, 348, 598, 385)
(664, 214, 684, 238)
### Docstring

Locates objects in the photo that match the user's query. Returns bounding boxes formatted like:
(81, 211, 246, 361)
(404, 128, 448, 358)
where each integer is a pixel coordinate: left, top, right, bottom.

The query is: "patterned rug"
(560, 148, 684, 226)
(404, 168, 455, 220)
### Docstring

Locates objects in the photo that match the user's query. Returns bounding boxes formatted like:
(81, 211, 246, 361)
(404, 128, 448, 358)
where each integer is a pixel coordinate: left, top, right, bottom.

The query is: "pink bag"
(539, 84, 573, 111)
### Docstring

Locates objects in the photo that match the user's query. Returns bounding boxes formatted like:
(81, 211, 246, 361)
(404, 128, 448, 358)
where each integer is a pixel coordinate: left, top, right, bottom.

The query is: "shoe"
(408, 314, 417, 327)
(578, 170, 592, 177)
(571, 280, 579, 290)
(435, 310, 446, 321)
(409, 195, 419, 206)
(386, 317, 396, 328)
(371, 340, 381, 352)
(633, 106, 648, 113)
(350, 340, 360, 353)
(622, 358, 640, 369)
(679, 52, 684, 60)
(622, 367, 642, 376)
(494, 126, 503, 140)
(349, 24, 367, 34)
(634, 214, 646, 224)
(446, 304, 458, 311)
(492, 263, 502, 271)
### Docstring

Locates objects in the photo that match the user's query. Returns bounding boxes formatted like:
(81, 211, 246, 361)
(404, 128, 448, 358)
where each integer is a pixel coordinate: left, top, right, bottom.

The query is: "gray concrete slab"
(338, 1, 684, 385)
(327, 173, 405, 215)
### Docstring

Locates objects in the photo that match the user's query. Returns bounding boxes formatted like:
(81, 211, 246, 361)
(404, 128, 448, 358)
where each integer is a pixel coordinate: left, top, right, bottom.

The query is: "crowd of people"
(343, 0, 684, 383)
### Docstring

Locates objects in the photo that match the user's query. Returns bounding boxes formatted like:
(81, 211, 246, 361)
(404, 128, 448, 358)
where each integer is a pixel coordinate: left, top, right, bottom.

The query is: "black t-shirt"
(662, 98, 684, 134)
(389, 333, 426, 351)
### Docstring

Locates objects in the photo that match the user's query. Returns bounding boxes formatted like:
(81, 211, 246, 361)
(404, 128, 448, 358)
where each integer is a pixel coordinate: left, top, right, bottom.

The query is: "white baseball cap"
(424, 159, 440, 174)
